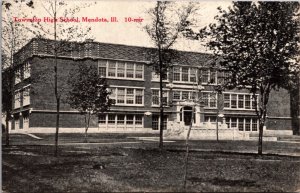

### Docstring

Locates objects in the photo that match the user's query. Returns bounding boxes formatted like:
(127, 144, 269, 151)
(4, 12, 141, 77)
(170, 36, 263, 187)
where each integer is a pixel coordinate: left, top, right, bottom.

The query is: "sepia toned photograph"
(2, 0, 300, 192)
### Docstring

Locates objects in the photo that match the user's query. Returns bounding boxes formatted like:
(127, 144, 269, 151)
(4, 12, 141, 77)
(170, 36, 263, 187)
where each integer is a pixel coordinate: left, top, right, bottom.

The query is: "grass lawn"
(2, 134, 300, 192)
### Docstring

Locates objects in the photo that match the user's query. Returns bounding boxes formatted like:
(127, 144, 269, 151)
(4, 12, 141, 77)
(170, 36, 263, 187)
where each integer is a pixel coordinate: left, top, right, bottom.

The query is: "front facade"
(10, 38, 299, 135)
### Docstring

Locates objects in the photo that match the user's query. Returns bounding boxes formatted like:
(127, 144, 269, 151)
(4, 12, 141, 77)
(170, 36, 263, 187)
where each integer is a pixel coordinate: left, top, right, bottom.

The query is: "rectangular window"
(238, 95, 244, 108)
(126, 63, 134, 78)
(231, 118, 237, 128)
(108, 114, 115, 124)
(210, 70, 217, 84)
(202, 93, 209, 107)
(126, 89, 134, 104)
(117, 88, 125, 104)
(152, 90, 159, 105)
(24, 62, 31, 79)
(152, 115, 159, 130)
(117, 115, 125, 125)
(201, 70, 209, 83)
(226, 117, 230, 128)
(23, 87, 30, 106)
(162, 91, 168, 105)
(190, 68, 197, 82)
(135, 64, 143, 79)
(173, 67, 180, 81)
(126, 115, 134, 125)
(152, 115, 167, 130)
(15, 68, 21, 85)
(251, 96, 257, 110)
(190, 92, 197, 100)
(135, 115, 143, 125)
(99, 115, 106, 124)
(245, 95, 251, 109)
(224, 94, 230, 108)
(182, 91, 189, 100)
(135, 89, 143, 104)
(231, 94, 237, 108)
(182, 67, 189, 81)
(108, 61, 116, 77)
(245, 118, 251, 131)
(173, 91, 181, 100)
(210, 93, 217, 108)
(117, 62, 125, 77)
(252, 119, 258, 131)
(98, 60, 107, 77)
(14, 91, 21, 109)
(238, 118, 244, 131)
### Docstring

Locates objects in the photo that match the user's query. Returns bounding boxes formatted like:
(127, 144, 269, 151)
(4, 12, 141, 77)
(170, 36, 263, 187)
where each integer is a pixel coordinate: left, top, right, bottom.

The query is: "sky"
(14, 1, 233, 52)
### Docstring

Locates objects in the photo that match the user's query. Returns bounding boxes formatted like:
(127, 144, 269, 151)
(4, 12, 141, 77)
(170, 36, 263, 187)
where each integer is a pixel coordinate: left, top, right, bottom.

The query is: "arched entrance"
(180, 106, 195, 126)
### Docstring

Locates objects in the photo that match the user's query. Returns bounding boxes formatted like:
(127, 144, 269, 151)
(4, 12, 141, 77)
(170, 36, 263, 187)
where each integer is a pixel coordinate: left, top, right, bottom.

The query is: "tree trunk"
(5, 112, 10, 147)
(183, 105, 194, 189)
(258, 122, 264, 155)
(54, 97, 60, 156)
(158, 48, 164, 149)
(84, 112, 91, 143)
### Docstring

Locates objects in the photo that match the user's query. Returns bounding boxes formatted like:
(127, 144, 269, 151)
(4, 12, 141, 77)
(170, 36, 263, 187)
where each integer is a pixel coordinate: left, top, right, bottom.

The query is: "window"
(102, 114, 143, 127)
(117, 115, 125, 125)
(152, 115, 167, 130)
(99, 115, 106, 124)
(252, 119, 258, 131)
(126, 89, 134, 104)
(210, 70, 217, 84)
(14, 91, 21, 109)
(223, 93, 258, 110)
(15, 68, 21, 85)
(135, 64, 143, 79)
(126, 63, 134, 78)
(152, 90, 169, 106)
(231, 118, 237, 128)
(117, 88, 125, 104)
(251, 96, 257, 110)
(152, 115, 159, 130)
(173, 91, 181, 100)
(152, 90, 159, 105)
(108, 114, 115, 124)
(238, 95, 244, 108)
(110, 87, 144, 105)
(23, 87, 30, 106)
(224, 94, 230, 108)
(182, 91, 189, 100)
(98, 60, 107, 77)
(238, 118, 244, 131)
(201, 70, 209, 83)
(173, 66, 197, 82)
(182, 67, 189, 81)
(245, 95, 251, 109)
(126, 115, 134, 125)
(24, 62, 31, 79)
(190, 68, 197, 82)
(117, 62, 125, 77)
(204, 116, 217, 122)
(231, 94, 237, 108)
(201, 69, 217, 84)
(202, 92, 217, 108)
(245, 118, 251, 131)
(108, 61, 116, 77)
(135, 89, 143, 104)
(173, 67, 180, 81)
(135, 115, 143, 125)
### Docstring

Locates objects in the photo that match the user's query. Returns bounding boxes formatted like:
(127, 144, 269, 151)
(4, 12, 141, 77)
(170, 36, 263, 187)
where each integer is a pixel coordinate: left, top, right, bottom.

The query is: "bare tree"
(2, 0, 35, 146)
(33, 0, 94, 156)
(145, 1, 196, 149)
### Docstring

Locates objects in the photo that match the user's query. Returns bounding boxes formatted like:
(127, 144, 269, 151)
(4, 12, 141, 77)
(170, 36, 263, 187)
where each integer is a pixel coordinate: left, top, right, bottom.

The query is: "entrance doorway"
(180, 106, 195, 126)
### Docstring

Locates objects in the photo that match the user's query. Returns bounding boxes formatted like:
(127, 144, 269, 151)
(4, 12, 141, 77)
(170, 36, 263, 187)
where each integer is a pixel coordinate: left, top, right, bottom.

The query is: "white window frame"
(223, 92, 258, 111)
(202, 91, 217, 109)
(172, 66, 197, 83)
(109, 86, 144, 106)
(151, 89, 169, 106)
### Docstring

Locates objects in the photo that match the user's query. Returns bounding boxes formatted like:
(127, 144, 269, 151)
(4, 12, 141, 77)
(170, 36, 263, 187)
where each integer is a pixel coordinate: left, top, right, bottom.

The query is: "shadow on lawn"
(189, 177, 257, 187)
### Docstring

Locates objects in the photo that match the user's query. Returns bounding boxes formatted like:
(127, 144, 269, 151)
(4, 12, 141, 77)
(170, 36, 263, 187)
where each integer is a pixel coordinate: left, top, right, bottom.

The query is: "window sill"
(105, 77, 144, 81)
